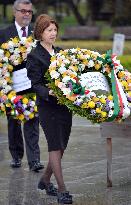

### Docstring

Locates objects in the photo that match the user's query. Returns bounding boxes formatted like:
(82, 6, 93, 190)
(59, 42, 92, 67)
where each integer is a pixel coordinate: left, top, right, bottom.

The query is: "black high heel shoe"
(38, 181, 58, 196)
(57, 191, 73, 204)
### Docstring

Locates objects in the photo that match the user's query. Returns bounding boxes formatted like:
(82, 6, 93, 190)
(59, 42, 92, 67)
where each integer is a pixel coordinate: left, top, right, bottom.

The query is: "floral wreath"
(46, 48, 131, 123)
(0, 36, 37, 121)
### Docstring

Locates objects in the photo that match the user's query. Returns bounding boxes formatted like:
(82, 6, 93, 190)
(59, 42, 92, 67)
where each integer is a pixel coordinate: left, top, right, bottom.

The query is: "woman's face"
(41, 23, 57, 44)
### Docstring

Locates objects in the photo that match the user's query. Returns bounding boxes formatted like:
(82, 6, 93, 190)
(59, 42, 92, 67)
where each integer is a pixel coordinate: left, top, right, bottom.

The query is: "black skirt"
(38, 101, 72, 152)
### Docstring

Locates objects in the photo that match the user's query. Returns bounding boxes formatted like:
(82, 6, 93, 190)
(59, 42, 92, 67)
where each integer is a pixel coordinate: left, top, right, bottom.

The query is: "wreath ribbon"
(114, 71, 123, 117)
(107, 68, 120, 121)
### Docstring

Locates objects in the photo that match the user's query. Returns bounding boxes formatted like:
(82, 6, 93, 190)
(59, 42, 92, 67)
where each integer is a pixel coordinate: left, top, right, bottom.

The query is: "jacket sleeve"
(26, 52, 49, 101)
(0, 29, 5, 45)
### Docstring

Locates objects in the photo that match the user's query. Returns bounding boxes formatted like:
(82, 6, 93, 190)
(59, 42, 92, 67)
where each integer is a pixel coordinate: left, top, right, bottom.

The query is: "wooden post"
(107, 137, 112, 187)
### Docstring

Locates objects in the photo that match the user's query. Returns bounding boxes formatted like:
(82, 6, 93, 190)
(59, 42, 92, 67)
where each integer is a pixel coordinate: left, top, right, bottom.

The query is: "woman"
(26, 14, 73, 204)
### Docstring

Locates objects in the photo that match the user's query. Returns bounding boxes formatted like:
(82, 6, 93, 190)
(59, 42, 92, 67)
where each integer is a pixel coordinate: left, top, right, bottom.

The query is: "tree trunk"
(66, 0, 86, 25)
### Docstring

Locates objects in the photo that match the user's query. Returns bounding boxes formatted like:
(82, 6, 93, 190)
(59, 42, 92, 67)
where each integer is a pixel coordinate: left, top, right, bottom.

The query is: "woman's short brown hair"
(33, 14, 59, 40)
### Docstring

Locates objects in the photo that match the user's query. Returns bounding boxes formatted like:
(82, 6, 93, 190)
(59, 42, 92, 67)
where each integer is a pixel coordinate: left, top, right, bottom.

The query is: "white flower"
(69, 48, 76, 53)
(20, 37, 27, 44)
(108, 101, 114, 108)
(15, 110, 19, 116)
(58, 66, 66, 74)
(10, 96, 16, 102)
(108, 110, 113, 117)
(74, 98, 83, 104)
(122, 107, 130, 119)
(23, 104, 27, 109)
(3, 57, 8, 62)
(88, 60, 94, 68)
(62, 87, 71, 96)
(62, 76, 71, 83)
(24, 110, 31, 116)
(14, 49, 20, 55)
(50, 70, 60, 79)
(0, 49, 4, 57)
(8, 40, 15, 49)
(29, 101, 35, 106)
(13, 60, 19, 66)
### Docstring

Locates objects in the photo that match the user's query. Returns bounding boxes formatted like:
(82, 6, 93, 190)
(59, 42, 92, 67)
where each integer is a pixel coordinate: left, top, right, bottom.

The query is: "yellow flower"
(8, 91, 16, 100)
(1, 105, 5, 111)
(1, 43, 8, 49)
(66, 94, 76, 101)
(0, 63, 3, 67)
(49, 66, 56, 72)
(96, 108, 101, 113)
(127, 79, 131, 84)
(8, 65, 13, 72)
(70, 65, 78, 72)
(85, 50, 91, 55)
(108, 95, 113, 100)
(92, 97, 99, 102)
(101, 111, 107, 118)
(22, 98, 29, 104)
(51, 56, 56, 62)
(62, 72, 68, 78)
(8, 78, 13, 84)
(88, 101, 95, 108)
(29, 113, 34, 119)
(118, 71, 125, 78)
(102, 54, 106, 58)
(128, 91, 131, 97)
(76, 47, 81, 51)
(18, 114, 25, 121)
(27, 36, 33, 42)
(121, 81, 128, 87)
(20, 46, 26, 53)
(34, 106, 37, 112)
(33, 95, 36, 101)
(5, 77, 10, 82)
(55, 79, 60, 86)
(11, 110, 15, 115)
(12, 37, 19, 44)
(100, 98, 106, 104)
(6, 103, 11, 107)
(83, 59, 88, 65)
(70, 73, 77, 78)
(5, 51, 10, 58)
(81, 103, 88, 108)
(95, 63, 101, 70)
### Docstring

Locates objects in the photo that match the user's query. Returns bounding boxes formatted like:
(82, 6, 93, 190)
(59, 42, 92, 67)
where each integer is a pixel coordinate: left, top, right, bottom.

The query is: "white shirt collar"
(15, 21, 28, 39)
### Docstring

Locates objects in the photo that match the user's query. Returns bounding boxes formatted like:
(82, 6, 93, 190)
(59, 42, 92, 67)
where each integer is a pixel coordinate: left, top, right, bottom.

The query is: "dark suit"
(26, 42, 72, 152)
(0, 24, 40, 166)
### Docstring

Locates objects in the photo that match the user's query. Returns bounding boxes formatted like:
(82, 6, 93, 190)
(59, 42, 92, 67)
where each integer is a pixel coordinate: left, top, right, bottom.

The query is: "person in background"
(26, 14, 73, 204)
(0, 0, 44, 172)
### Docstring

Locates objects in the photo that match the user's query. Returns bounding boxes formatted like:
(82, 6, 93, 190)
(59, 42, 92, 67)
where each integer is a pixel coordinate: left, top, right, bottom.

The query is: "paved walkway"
(0, 116, 131, 205)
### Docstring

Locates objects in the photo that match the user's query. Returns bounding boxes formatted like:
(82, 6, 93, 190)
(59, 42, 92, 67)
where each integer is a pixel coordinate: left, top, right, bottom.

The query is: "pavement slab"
(0, 116, 131, 205)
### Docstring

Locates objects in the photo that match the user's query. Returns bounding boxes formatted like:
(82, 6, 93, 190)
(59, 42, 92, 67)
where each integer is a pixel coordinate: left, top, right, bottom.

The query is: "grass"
(55, 40, 131, 55)
(55, 40, 131, 71)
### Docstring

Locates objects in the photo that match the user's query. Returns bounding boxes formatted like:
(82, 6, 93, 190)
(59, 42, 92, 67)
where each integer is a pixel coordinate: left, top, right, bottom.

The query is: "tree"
(111, 0, 131, 26)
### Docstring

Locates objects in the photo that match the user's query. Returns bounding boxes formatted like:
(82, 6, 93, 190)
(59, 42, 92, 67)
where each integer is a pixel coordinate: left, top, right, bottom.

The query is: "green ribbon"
(69, 80, 85, 95)
(106, 69, 120, 122)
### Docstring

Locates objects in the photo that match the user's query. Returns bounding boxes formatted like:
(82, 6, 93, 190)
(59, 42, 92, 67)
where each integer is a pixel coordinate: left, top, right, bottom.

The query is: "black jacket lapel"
(28, 25, 33, 36)
(7, 24, 19, 39)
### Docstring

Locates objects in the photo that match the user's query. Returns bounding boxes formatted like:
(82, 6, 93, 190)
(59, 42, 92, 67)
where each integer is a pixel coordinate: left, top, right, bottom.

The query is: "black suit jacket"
(0, 24, 33, 44)
(0, 23, 33, 95)
(26, 42, 62, 106)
